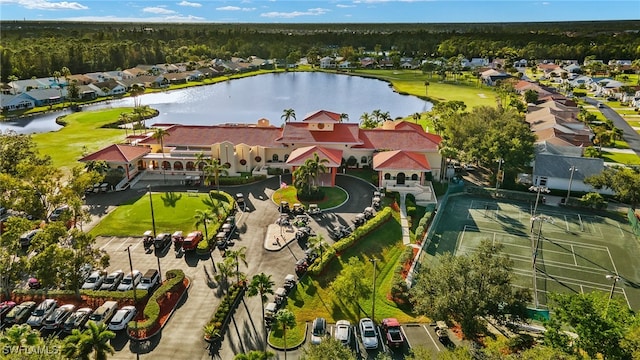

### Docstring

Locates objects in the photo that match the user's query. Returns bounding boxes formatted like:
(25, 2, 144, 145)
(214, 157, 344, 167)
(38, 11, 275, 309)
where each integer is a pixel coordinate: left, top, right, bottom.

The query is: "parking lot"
(71, 175, 446, 359)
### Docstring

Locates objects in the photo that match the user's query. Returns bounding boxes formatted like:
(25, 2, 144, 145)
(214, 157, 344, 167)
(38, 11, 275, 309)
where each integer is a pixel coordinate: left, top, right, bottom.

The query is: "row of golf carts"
(264, 274, 296, 327)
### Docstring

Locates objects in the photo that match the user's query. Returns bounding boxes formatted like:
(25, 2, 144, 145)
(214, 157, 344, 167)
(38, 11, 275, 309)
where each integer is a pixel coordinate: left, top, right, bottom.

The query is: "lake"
(0, 72, 431, 134)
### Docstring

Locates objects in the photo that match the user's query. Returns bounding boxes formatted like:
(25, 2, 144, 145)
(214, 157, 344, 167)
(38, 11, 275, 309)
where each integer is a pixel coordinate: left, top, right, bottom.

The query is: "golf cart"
(308, 204, 321, 216)
(142, 230, 154, 251)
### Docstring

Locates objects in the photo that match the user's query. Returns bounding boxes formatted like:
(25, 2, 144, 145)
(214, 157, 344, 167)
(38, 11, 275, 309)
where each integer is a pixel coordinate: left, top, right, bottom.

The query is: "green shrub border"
(308, 207, 393, 275)
(414, 210, 435, 242)
(12, 289, 148, 308)
(205, 283, 245, 335)
(219, 175, 267, 185)
(128, 269, 186, 334)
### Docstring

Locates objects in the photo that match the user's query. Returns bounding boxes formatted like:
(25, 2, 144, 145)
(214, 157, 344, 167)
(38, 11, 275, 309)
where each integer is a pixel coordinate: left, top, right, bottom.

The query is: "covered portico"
(286, 145, 342, 186)
(373, 150, 432, 188)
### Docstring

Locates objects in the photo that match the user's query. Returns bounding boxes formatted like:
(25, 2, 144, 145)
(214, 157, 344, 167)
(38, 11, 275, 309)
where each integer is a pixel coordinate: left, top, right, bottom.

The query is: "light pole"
(495, 158, 504, 190)
(604, 274, 621, 317)
(529, 184, 550, 232)
(530, 215, 553, 309)
(369, 258, 378, 322)
(566, 166, 578, 205)
(125, 245, 141, 360)
(148, 185, 161, 282)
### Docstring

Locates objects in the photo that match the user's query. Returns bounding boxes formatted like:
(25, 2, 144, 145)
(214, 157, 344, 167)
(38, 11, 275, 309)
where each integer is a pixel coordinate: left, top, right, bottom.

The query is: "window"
(361, 156, 367, 164)
(272, 154, 279, 162)
(539, 177, 548, 186)
(162, 161, 171, 170)
(284, 154, 289, 161)
(174, 162, 184, 171)
(384, 173, 391, 180)
(411, 174, 418, 180)
(185, 161, 195, 171)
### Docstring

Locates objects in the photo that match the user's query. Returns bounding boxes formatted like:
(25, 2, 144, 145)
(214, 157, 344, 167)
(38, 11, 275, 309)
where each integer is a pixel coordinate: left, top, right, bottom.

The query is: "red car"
(381, 318, 405, 349)
(182, 231, 203, 251)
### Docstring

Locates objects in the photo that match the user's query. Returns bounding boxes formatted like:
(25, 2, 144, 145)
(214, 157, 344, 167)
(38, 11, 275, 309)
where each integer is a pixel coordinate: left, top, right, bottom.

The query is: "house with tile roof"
(526, 100, 593, 148)
(80, 110, 443, 193)
(79, 144, 150, 181)
(532, 153, 613, 195)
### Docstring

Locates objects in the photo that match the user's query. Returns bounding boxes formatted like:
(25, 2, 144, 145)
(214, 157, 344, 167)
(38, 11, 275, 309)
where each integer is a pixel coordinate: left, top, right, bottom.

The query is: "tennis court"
(423, 194, 640, 310)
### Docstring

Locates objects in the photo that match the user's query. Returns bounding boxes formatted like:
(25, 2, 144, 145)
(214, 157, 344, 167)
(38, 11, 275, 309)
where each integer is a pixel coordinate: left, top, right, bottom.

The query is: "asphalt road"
(585, 97, 640, 157)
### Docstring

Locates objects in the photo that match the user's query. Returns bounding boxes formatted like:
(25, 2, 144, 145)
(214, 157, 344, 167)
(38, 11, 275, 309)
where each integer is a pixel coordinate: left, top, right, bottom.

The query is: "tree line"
(1, 20, 639, 82)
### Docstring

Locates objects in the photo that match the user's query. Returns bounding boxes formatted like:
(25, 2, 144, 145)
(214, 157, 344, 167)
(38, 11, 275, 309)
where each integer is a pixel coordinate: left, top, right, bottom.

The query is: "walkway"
(399, 193, 411, 245)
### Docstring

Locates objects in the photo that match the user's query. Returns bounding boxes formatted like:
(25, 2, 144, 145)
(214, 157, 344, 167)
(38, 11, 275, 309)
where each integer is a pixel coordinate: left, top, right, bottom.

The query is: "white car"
(334, 320, 351, 346)
(359, 318, 378, 350)
(310, 317, 326, 345)
(107, 306, 137, 331)
(117, 270, 141, 291)
(42, 304, 75, 330)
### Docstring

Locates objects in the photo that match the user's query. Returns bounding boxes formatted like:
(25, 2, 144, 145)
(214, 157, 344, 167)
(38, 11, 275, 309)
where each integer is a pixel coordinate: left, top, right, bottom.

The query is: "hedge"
(414, 210, 435, 242)
(308, 207, 393, 275)
(219, 175, 267, 185)
(12, 288, 148, 308)
(128, 269, 186, 335)
(205, 283, 245, 335)
(208, 190, 235, 209)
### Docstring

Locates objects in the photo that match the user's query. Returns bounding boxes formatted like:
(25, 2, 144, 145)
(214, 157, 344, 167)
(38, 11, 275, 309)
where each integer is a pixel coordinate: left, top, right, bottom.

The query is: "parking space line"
(422, 324, 441, 352)
(99, 236, 117, 251)
(400, 326, 411, 348)
(130, 237, 143, 251)
(113, 237, 131, 252)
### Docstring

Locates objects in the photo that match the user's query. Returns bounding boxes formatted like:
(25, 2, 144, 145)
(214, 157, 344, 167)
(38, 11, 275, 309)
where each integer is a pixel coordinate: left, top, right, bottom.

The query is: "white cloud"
(178, 1, 201, 8)
(542, 1, 550, 4)
(336, 4, 355, 8)
(143, 6, 176, 14)
(2, 0, 88, 10)
(216, 5, 255, 11)
(60, 14, 207, 22)
(260, 7, 329, 18)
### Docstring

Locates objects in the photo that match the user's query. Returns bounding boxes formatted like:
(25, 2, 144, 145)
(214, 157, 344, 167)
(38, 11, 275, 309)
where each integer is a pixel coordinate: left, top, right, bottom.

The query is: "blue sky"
(0, 0, 638, 23)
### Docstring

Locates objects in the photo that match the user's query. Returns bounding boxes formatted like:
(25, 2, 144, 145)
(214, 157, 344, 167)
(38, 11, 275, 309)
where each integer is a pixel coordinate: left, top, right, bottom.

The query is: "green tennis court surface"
(421, 194, 640, 310)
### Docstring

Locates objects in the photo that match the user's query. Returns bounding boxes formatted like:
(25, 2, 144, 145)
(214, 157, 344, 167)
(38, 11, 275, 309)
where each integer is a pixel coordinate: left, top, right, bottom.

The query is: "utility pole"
(370, 258, 378, 322)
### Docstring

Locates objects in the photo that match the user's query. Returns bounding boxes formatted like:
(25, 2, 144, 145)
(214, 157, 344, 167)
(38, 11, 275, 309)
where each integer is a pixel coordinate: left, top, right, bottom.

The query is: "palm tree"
(0, 324, 42, 348)
(214, 257, 235, 292)
(412, 112, 421, 123)
(130, 84, 144, 109)
(339, 113, 349, 123)
(195, 152, 210, 185)
(306, 152, 329, 188)
(227, 246, 248, 285)
(424, 80, 430, 96)
(308, 235, 327, 262)
(274, 309, 296, 360)
(204, 158, 228, 189)
(281, 108, 296, 123)
(63, 322, 115, 360)
(118, 112, 131, 136)
(194, 209, 214, 243)
(371, 109, 382, 122)
(234, 350, 275, 360)
(293, 162, 314, 195)
(152, 128, 169, 181)
(247, 273, 276, 350)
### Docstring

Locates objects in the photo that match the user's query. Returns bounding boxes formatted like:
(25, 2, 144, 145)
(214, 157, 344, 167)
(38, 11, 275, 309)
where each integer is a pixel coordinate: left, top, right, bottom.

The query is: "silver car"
(359, 318, 378, 350)
(26, 299, 58, 328)
(334, 320, 351, 346)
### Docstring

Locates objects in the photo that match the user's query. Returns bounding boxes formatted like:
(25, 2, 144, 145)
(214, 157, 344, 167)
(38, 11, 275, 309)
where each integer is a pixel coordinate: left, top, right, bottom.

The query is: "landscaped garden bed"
(203, 283, 246, 344)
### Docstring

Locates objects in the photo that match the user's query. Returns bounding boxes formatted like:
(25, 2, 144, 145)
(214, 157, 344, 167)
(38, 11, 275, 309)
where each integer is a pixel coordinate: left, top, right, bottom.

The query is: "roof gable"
(286, 146, 343, 167)
(303, 110, 341, 123)
(373, 150, 431, 170)
(80, 144, 150, 163)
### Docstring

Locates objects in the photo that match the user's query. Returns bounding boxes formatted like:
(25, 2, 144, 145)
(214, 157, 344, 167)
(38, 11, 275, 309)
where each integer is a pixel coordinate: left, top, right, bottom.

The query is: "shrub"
(267, 167, 284, 175)
(219, 175, 266, 185)
(205, 283, 245, 336)
(128, 269, 185, 335)
(196, 238, 210, 253)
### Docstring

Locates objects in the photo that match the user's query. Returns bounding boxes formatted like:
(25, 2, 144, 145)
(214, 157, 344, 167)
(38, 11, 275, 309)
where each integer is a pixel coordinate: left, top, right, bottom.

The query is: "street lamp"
(566, 166, 578, 205)
(369, 258, 378, 322)
(148, 185, 161, 282)
(529, 184, 550, 232)
(604, 274, 621, 317)
(530, 215, 553, 309)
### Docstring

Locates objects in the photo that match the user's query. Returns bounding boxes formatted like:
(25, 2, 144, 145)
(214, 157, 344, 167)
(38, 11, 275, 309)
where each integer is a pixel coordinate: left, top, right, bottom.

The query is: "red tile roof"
(302, 110, 341, 123)
(286, 146, 343, 167)
(80, 144, 150, 163)
(373, 150, 431, 170)
(138, 125, 284, 147)
(358, 129, 440, 151)
(278, 123, 362, 145)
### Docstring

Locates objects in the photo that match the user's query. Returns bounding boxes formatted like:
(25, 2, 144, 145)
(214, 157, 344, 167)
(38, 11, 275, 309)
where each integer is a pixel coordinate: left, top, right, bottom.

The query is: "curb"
(128, 276, 191, 341)
(267, 322, 308, 351)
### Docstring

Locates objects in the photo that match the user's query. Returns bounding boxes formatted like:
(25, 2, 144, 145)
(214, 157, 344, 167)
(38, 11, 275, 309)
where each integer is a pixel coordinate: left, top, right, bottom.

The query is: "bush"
(128, 269, 185, 335)
(205, 283, 245, 335)
(297, 188, 325, 201)
(267, 167, 284, 175)
(219, 175, 266, 185)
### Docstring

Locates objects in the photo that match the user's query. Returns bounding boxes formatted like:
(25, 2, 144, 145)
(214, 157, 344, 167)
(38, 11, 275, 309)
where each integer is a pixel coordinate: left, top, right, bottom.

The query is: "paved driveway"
(585, 97, 640, 157)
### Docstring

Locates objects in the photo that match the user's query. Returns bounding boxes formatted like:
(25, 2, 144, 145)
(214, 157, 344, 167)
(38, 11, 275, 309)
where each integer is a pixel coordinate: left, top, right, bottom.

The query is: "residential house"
(360, 58, 376, 68)
(532, 153, 613, 195)
(119, 75, 167, 90)
(568, 75, 593, 88)
(590, 78, 624, 97)
(480, 69, 511, 86)
(66, 74, 93, 85)
(564, 64, 581, 73)
(93, 79, 126, 96)
(526, 100, 593, 147)
(469, 58, 490, 68)
(514, 59, 528, 68)
(319, 57, 336, 69)
(20, 88, 66, 107)
(79, 144, 150, 181)
(7, 78, 50, 94)
(77, 85, 98, 100)
(0, 93, 36, 112)
(84, 72, 114, 83)
(514, 80, 555, 100)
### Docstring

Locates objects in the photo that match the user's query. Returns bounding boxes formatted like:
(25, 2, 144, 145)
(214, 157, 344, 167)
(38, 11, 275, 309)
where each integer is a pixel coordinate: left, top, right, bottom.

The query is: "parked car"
(87, 301, 118, 327)
(63, 307, 92, 333)
(136, 269, 160, 291)
(359, 318, 379, 350)
(381, 318, 405, 349)
(27, 277, 41, 290)
(108, 305, 137, 331)
(435, 321, 449, 342)
(100, 270, 124, 291)
(334, 320, 351, 346)
(4, 301, 36, 325)
(19, 229, 42, 248)
(27, 299, 58, 327)
(310, 317, 327, 345)
(235, 193, 245, 210)
(153, 233, 171, 251)
(117, 270, 141, 291)
(82, 271, 106, 290)
(42, 304, 76, 330)
(48, 205, 70, 221)
(182, 231, 203, 251)
(0, 301, 17, 324)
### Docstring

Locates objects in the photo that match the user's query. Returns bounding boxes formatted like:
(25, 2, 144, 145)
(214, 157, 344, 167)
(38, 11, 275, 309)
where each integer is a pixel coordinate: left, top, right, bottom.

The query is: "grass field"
(421, 194, 640, 310)
(272, 186, 348, 210)
(601, 150, 640, 165)
(32, 108, 130, 172)
(88, 191, 222, 237)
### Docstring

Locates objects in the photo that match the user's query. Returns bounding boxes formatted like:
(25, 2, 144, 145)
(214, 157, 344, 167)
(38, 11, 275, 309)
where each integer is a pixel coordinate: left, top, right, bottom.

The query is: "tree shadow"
(161, 192, 183, 207)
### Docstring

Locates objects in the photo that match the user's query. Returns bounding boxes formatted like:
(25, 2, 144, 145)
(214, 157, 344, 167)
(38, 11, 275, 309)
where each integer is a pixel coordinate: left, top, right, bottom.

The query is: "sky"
(0, 0, 638, 23)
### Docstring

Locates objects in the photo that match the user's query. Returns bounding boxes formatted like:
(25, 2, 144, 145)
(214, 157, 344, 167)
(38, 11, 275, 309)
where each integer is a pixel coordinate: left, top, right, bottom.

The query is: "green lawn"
(628, 121, 640, 128)
(601, 151, 640, 165)
(272, 186, 348, 209)
(88, 192, 223, 237)
(32, 108, 131, 173)
(349, 69, 496, 109)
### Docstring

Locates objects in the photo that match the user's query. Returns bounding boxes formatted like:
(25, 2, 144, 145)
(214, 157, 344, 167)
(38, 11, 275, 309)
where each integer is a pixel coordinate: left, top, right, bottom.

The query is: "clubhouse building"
(80, 110, 443, 199)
